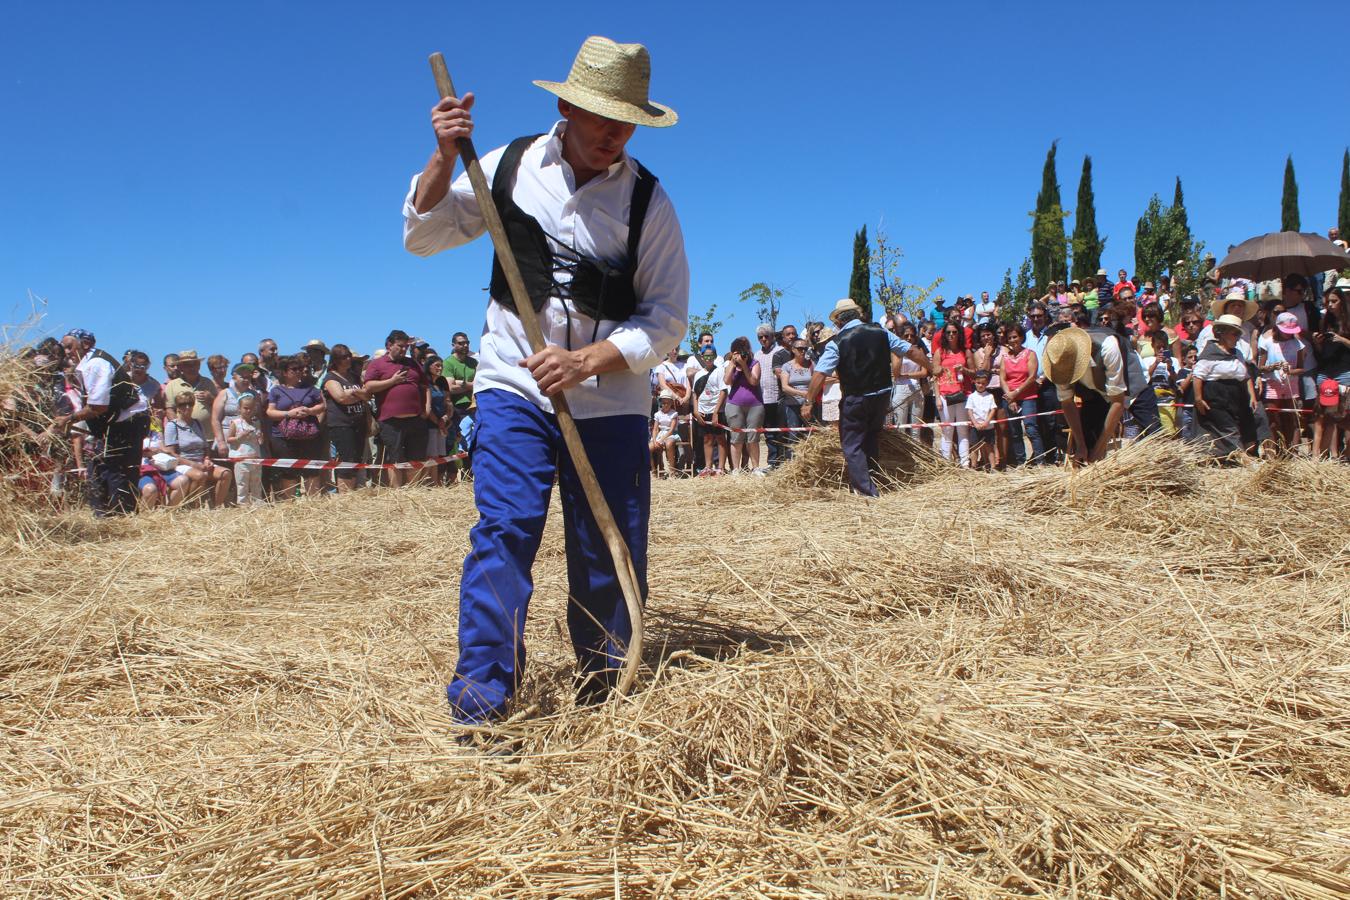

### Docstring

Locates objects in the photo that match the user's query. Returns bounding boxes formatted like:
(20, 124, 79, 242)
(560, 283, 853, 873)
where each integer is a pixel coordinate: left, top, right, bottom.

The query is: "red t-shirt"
(364, 355, 426, 421)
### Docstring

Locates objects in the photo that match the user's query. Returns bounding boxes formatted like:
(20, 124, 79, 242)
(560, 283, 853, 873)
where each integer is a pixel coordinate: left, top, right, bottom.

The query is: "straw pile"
(3, 441, 1349, 897)
(775, 427, 944, 492)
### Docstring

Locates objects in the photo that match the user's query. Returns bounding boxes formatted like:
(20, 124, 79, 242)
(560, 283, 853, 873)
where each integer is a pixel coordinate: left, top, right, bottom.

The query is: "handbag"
(277, 386, 320, 440)
(279, 416, 319, 440)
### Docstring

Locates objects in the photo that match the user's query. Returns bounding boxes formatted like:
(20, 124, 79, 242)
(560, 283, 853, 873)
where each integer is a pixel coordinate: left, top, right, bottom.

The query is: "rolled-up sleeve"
(605, 184, 689, 373)
(1100, 335, 1127, 398)
(886, 332, 913, 356)
(815, 341, 840, 376)
(401, 146, 509, 257)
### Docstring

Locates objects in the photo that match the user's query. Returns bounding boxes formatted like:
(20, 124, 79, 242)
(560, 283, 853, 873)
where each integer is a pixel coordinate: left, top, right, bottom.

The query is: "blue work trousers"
(446, 389, 650, 723)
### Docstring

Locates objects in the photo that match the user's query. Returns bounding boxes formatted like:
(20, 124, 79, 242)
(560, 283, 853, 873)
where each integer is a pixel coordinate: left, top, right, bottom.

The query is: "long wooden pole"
(428, 53, 644, 697)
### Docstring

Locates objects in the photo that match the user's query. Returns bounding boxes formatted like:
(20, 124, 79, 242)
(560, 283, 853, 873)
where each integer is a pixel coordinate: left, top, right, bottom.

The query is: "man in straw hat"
(1042, 295, 1158, 463)
(403, 36, 689, 725)
(802, 299, 933, 497)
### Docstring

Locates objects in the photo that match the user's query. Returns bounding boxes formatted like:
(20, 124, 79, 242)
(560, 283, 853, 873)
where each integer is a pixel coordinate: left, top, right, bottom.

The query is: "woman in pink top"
(998, 325, 1039, 467)
(934, 322, 973, 466)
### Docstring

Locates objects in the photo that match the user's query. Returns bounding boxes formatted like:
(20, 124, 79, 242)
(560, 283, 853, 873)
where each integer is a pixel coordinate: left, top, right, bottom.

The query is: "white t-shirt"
(655, 359, 687, 398)
(686, 352, 722, 386)
(966, 389, 996, 426)
(1257, 333, 1306, 398)
(973, 299, 997, 323)
(652, 408, 677, 438)
(695, 365, 726, 415)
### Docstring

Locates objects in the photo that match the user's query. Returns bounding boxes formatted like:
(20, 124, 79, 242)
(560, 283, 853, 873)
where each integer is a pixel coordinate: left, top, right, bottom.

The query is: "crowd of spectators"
(11, 328, 479, 513)
(9, 237, 1350, 513)
(647, 244, 1350, 475)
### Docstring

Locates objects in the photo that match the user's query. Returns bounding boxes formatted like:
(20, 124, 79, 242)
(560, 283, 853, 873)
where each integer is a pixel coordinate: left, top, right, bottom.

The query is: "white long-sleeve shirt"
(403, 122, 689, 419)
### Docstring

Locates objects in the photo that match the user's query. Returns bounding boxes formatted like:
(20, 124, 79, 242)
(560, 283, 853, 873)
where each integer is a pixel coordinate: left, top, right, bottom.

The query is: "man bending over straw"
(403, 37, 689, 724)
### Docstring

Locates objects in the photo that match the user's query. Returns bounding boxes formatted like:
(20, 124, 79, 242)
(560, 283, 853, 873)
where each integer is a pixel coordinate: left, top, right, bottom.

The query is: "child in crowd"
(226, 392, 265, 505)
(649, 391, 679, 477)
(966, 370, 998, 470)
(1175, 343, 1199, 442)
(1148, 331, 1180, 436)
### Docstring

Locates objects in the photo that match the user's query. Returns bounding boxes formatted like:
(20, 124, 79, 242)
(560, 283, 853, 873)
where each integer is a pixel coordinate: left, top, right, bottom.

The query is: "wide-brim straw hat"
(534, 36, 677, 128)
(1043, 327, 1092, 386)
(1212, 314, 1246, 335)
(829, 298, 863, 323)
(176, 349, 200, 363)
(1210, 290, 1257, 322)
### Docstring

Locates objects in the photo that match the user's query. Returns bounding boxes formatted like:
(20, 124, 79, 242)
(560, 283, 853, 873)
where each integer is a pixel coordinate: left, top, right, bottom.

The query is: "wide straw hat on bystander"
(1212, 314, 1246, 335)
(534, 36, 678, 128)
(1042, 327, 1092, 386)
(1210, 288, 1258, 322)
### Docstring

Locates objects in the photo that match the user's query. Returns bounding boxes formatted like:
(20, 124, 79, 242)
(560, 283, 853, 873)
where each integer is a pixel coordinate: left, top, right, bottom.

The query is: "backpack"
(86, 348, 142, 436)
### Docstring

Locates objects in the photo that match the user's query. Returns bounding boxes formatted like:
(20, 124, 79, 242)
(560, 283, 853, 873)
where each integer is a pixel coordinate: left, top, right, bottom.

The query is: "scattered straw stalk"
(2, 440, 1348, 897)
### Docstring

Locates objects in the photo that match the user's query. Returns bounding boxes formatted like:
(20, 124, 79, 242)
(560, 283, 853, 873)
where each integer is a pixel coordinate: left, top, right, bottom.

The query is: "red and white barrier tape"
(210, 452, 467, 471)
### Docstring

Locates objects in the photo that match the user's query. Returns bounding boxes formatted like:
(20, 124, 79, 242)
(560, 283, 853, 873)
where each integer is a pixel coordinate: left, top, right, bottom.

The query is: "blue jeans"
(446, 389, 650, 723)
(1026, 384, 1061, 464)
(1127, 387, 1162, 438)
(1006, 396, 1032, 466)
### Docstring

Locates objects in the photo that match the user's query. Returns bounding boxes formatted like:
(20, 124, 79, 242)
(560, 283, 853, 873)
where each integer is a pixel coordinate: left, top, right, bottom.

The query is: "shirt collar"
(838, 318, 862, 332)
(543, 120, 637, 180)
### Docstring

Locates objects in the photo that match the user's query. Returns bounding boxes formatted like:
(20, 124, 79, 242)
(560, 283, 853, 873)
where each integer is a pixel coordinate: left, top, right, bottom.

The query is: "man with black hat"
(802, 299, 933, 497)
(403, 36, 688, 724)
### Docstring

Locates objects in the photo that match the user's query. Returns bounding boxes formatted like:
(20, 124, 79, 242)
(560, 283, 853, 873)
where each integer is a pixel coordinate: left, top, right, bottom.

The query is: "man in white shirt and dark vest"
(403, 36, 689, 723)
(56, 329, 150, 516)
(1042, 297, 1161, 463)
(802, 299, 933, 497)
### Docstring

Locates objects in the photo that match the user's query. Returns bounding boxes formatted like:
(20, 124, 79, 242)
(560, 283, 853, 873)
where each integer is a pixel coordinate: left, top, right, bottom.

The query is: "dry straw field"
(2, 431, 1349, 897)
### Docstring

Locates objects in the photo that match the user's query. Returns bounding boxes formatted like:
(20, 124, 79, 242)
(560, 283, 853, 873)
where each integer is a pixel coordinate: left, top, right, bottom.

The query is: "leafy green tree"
(869, 227, 943, 323)
(738, 282, 784, 332)
(685, 304, 724, 354)
(1338, 148, 1349, 239)
(1005, 257, 1035, 324)
(1281, 155, 1300, 232)
(1031, 141, 1069, 289)
(1134, 194, 1169, 283)
(1168, 239, 1210, 326)
(849, 226, 872, 321)
(1070, 155, 1105, 280)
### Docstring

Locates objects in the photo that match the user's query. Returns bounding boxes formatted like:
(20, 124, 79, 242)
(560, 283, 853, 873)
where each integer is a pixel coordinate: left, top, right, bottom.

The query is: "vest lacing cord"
(539, 230, 607, 352)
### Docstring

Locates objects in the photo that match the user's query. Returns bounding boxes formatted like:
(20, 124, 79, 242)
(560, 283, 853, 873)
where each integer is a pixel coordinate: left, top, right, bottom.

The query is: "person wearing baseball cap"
(1311, 278, 1350, 457)
(1256, 312, 1308, 454)
(403, 36, 689, 726)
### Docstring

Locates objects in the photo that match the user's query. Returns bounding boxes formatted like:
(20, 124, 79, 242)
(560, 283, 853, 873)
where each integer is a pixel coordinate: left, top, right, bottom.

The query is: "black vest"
(832, 322, 893, 397)
(85, 348, 143, 437)
(488, 134, 656, 323)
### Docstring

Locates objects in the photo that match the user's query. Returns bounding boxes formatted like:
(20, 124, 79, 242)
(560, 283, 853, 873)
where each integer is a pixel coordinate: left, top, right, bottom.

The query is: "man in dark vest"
(56, 329, 150, 516)
(802, 299, 933, 497)
(403, 36, 688, 725)
(1043, 296, 1158, 463)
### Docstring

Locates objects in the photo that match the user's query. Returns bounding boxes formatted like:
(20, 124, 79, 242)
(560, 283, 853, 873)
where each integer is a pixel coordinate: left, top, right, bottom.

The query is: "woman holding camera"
(722, 335, 765, 472)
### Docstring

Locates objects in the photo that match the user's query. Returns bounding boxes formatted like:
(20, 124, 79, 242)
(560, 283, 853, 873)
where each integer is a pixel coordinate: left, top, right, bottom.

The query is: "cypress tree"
(1070, 155, 1104, 280)
(1171, 177, 1190, 248)
(1031, 142, 1068, 290)
(1338, 148, 1349, 239)
(849, 225, 872, 321)
(1281, 156, 1300, 232)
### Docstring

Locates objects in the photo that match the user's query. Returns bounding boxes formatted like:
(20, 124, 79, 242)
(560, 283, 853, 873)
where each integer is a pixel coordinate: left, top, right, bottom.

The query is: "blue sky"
(3, 0, 1346, 369)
